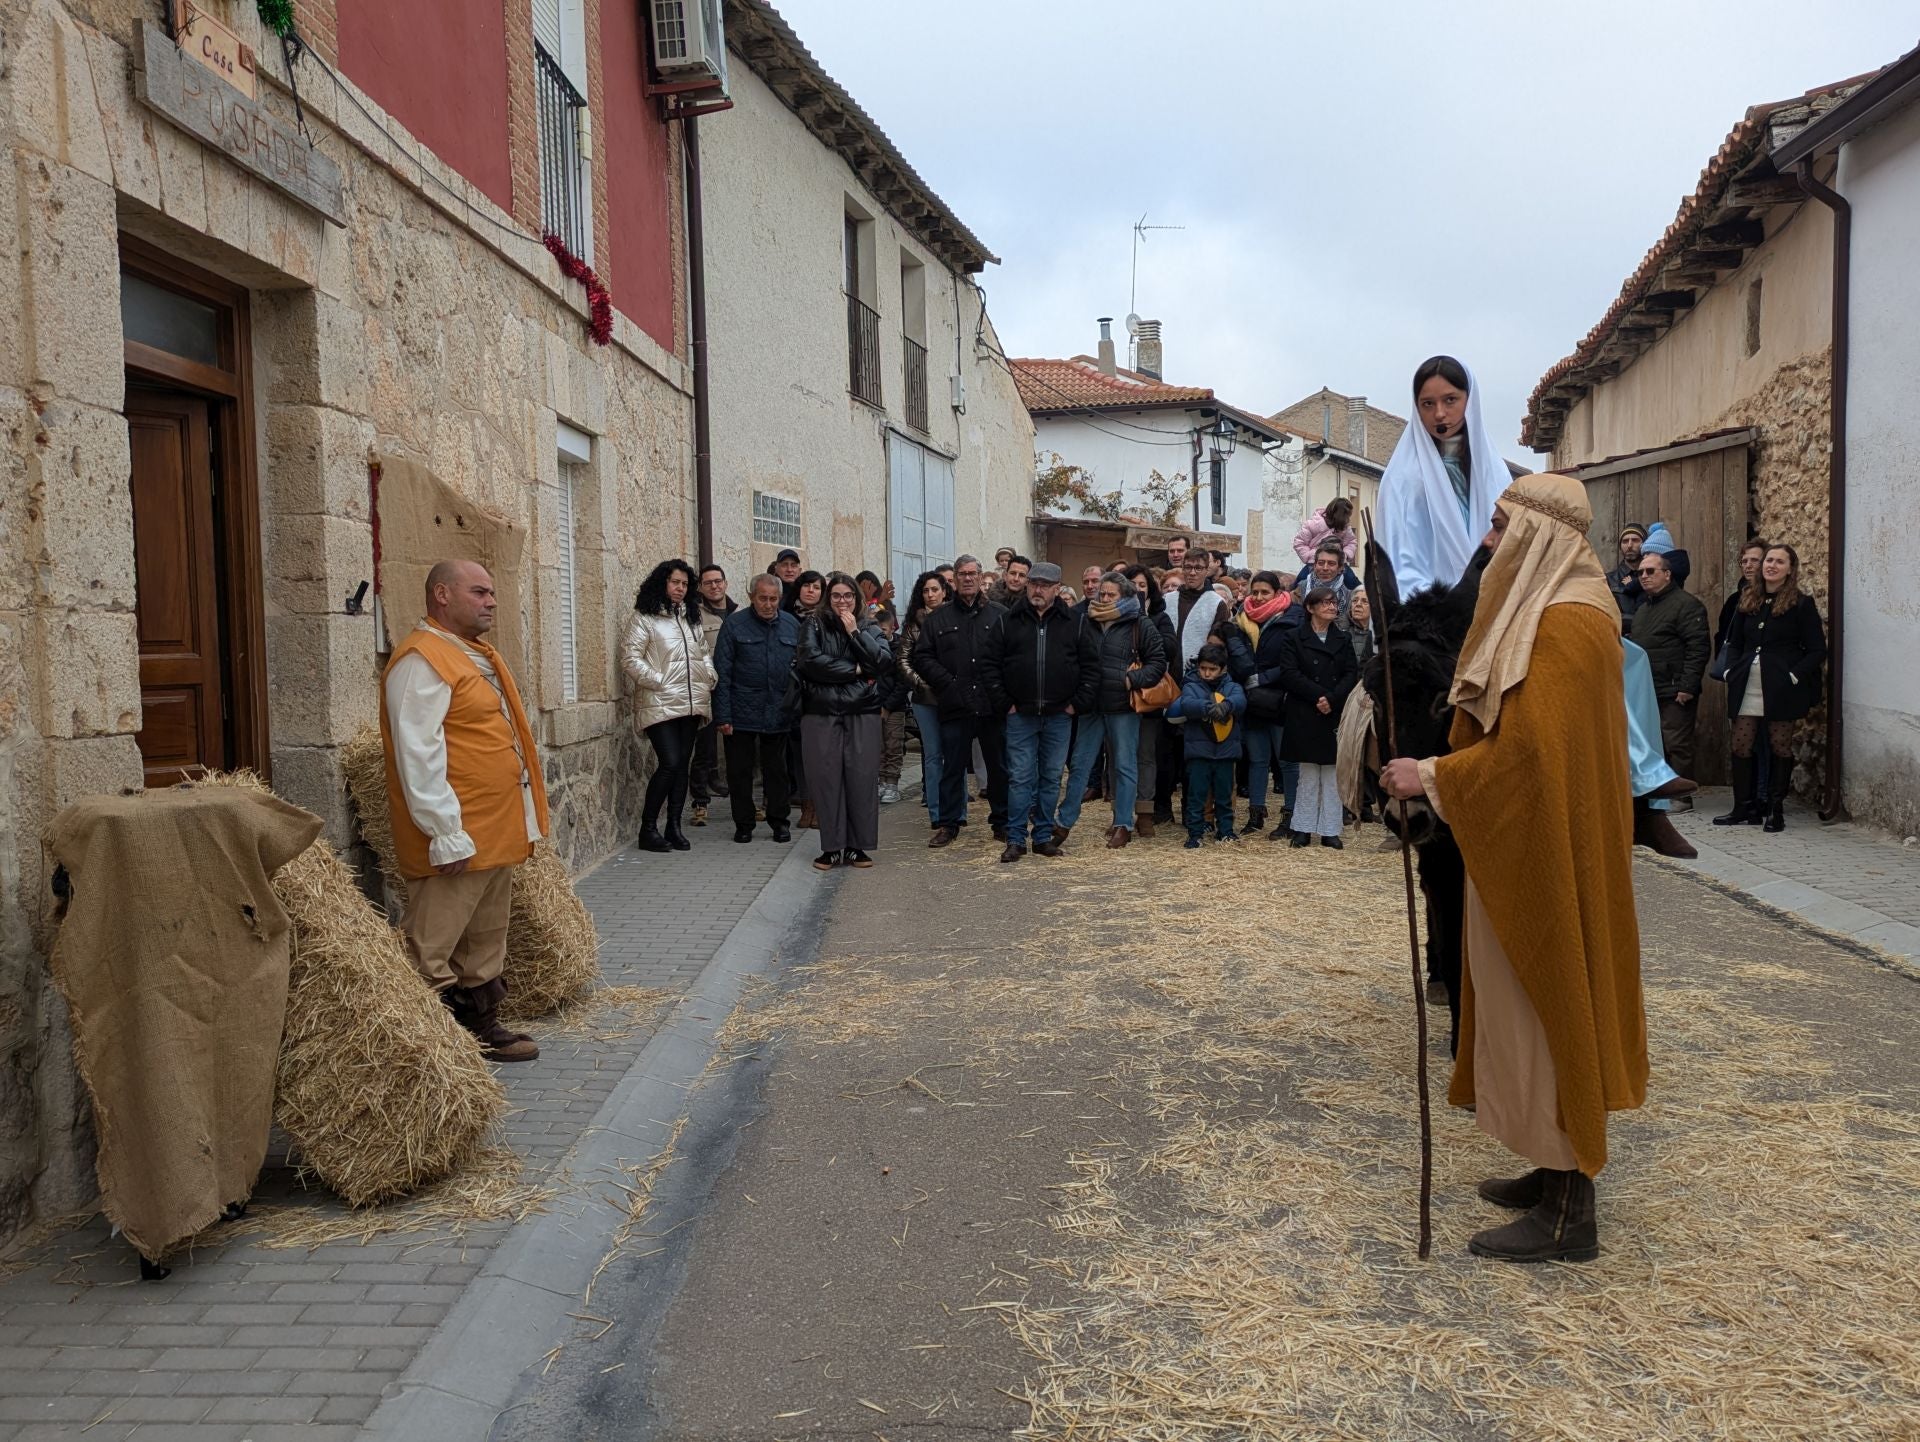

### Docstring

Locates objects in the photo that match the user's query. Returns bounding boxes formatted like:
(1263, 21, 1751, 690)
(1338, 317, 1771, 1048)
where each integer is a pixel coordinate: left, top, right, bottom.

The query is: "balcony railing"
(535, 44, 587, 258)
(903, 336, 929, 431)
(847, 293, 882, 408)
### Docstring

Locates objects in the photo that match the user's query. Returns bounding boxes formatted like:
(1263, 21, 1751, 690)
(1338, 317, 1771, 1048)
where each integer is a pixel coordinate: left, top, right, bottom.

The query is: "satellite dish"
(1124, 313, 1142, 337)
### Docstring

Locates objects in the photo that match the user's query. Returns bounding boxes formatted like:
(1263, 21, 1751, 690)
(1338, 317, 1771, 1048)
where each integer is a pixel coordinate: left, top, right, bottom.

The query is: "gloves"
(1206, 700, 1232, 723)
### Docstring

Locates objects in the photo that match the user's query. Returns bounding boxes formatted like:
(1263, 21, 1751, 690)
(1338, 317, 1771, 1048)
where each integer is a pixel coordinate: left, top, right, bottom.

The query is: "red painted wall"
(337, 0, 513, 214)
(599, 0, 676, 349)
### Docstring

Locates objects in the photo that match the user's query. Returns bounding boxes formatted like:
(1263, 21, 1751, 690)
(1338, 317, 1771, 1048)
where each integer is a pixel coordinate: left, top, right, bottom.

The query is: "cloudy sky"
(773, 0, 1914, 462)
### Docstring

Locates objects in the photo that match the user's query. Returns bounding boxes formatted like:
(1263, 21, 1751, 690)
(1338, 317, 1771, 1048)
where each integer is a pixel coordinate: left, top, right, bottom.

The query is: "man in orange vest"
(380, 560, 551, 1062)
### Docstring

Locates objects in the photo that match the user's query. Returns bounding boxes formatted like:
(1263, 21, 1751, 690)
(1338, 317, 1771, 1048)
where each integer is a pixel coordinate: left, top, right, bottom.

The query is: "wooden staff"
(1363, 509, 1433, 1260)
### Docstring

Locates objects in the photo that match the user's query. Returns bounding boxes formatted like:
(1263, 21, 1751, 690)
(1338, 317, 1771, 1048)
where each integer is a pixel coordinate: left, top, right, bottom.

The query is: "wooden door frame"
(119, 235, 270, 778)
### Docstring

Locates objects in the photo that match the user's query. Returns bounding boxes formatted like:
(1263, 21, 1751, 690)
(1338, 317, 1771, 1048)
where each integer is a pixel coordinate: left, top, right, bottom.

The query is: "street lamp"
(1206, 414, 1239, 461)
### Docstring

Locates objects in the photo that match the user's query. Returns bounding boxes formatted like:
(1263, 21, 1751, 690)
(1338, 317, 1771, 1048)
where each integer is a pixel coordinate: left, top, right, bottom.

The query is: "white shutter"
(557, 466, 579, 704)
(532, 0, 562, 56)
(925, 451, 955, 566)
(556, 0, 589, 94)
(888, 435, 926, 585)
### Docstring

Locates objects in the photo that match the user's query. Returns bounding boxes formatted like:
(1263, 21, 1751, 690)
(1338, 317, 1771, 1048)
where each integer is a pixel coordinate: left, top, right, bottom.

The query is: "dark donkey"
(1359, 540, 1487, 1056)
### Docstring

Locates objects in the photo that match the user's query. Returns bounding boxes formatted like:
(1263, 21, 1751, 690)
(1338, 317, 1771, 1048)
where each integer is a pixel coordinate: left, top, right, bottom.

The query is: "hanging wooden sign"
(170, 2, 257, 99)
(133, 21, 345, 226)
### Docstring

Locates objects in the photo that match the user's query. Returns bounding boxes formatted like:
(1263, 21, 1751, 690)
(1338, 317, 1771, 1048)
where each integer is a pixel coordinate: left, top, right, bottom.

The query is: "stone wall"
(1709, 347, 1834, 797)
(0, 0, 693, 1245)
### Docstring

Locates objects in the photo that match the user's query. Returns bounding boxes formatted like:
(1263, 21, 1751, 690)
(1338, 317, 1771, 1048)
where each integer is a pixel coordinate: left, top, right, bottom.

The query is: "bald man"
(380, 561, 551, 1062)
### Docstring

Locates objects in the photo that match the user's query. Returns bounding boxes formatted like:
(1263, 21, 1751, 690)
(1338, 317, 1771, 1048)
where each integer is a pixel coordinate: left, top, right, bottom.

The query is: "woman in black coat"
(1119, 564, 1181, 835)
(793, 573, 895, 869)
(1715, 544, 1824, 833)
(1276, 587, 1360, 847)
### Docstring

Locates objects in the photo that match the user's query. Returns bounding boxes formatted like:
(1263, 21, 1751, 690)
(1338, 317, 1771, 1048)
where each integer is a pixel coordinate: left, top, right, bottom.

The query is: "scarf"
(1450, 473, 1619, 731)
(1243, 590, 1290, 626)
(1089, 594, 1142, 626)
(1377, 359, 1509, 596)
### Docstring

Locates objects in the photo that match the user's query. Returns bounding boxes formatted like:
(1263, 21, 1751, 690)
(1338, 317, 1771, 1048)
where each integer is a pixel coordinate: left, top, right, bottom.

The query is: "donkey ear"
(1363, 536, 1402, 621)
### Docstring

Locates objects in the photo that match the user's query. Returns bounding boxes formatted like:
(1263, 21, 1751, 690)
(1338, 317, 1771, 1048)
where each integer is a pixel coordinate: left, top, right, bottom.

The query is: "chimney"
(1346, 395, 1367, 456)
(1096, 317, 1116, 375)
(1134, 319, 1163, 380)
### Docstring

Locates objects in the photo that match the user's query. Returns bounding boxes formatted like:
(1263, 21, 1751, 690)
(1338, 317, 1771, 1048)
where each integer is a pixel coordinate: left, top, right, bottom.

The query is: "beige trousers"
(1465, 879, 1579, 1172)
(401, 865, 515, 991)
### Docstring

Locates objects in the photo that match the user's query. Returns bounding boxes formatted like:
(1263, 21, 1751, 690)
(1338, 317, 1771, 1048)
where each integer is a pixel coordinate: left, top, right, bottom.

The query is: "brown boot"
(798, 802, 818, 830)
(1133, 811, 1155, 839)
(1477, 1168, 1550, 1210)
(1634, 797, 1697, 859)
(1106, 825, 1132, 849)
(1468, 1168, 1597, 1262)
(445, 980, 540, 1063)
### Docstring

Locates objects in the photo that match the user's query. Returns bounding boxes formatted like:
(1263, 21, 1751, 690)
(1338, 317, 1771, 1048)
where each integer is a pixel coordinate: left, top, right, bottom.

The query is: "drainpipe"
(684, 114, 715, 565)
(1191, 424, 1203, 534)
(1795, 160, 1848, 823)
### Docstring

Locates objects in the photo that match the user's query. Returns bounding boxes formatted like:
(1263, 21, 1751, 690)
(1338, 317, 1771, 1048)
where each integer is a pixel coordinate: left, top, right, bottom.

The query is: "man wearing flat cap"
(982, 561, 1098, 862)
(1607, 523, 1647, 629)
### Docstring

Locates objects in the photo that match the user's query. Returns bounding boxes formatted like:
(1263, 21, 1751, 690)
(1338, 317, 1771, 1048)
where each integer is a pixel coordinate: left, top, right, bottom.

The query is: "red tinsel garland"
(542, 234, 614, 346)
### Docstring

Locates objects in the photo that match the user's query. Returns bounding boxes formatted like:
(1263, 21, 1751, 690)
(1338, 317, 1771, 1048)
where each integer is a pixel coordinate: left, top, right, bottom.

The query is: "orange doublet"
(380, 628, 550, 879)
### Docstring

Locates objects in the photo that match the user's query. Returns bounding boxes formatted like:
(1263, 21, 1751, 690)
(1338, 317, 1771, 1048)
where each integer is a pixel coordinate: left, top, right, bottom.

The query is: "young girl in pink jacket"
(1292, 495, 1358, 568)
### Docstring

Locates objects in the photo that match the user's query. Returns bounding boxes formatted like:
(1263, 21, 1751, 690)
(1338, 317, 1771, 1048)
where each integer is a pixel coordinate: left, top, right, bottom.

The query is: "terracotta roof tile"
(1011, 357, 1214, 414)
(1522, 68, 1882, 450)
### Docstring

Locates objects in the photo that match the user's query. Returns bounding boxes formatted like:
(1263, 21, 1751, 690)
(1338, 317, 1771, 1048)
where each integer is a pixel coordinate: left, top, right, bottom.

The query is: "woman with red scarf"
(1230, 570, 1297, 835)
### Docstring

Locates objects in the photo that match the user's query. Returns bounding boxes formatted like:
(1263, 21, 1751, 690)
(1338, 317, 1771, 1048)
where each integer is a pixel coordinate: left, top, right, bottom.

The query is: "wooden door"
(127, 388, 226, 785)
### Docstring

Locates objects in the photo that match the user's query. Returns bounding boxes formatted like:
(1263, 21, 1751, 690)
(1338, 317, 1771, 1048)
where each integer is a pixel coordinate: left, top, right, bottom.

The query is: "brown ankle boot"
(1468, 1168, 1597, 1262)
(1133, 811, 1155, 838)
(445, 980, 540, 1063)
(1477, 1168, 1550, 1210)
(1633, 797, 1697, 859)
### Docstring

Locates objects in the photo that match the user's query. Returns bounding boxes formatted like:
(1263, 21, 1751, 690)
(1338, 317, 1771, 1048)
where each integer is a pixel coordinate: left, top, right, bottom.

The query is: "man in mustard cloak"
(1382, 473, 1648, 1263)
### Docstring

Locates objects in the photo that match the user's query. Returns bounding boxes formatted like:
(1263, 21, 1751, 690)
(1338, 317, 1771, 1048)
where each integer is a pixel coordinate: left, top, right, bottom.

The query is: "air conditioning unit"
(649, 0, 728, 94)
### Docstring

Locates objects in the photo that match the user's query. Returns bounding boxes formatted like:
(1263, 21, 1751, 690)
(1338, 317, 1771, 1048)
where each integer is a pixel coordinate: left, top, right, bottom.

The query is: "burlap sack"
(47, 787, 322, 1258)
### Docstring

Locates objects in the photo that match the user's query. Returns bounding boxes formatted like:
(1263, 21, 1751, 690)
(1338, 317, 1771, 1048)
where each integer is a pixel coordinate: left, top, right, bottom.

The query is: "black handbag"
(1708, 638, 1733, 683)
(1246, 684, 1285, 723)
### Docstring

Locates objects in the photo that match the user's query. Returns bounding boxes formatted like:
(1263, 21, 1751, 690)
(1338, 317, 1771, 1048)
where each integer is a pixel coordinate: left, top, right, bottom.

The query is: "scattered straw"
(237, 1146, 560, 1250)
(540, 985, 674, 1045)
(729, 820, 1920, 1440)
(195, 772, 504, 1207)
(340, 726, 598, 1017)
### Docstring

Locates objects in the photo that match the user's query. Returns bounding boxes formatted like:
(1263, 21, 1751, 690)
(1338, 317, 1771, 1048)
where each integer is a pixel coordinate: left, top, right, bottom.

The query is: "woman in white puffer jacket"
(621, 559, 717, 852)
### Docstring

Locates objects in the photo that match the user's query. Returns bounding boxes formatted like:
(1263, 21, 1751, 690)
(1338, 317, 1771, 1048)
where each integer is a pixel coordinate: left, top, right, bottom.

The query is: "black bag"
(1708, 638, 1733, 683)
(1246, 685, 1285, 723)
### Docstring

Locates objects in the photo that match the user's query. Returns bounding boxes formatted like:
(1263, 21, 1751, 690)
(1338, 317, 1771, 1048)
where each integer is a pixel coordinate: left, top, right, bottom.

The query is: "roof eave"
(1773, 44, 1920, 168)
(727, 1, 998, 273)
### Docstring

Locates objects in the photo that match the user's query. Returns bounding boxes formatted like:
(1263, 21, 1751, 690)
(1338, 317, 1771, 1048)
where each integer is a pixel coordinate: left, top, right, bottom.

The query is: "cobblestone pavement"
(1670, 788, 1920, 968)
(0, 807, 810, 1441)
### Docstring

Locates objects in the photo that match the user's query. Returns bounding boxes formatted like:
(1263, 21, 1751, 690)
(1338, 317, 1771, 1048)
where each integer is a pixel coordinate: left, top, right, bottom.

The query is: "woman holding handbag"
(792, 573, 895, 869)
(1056, 572, 1169, 849)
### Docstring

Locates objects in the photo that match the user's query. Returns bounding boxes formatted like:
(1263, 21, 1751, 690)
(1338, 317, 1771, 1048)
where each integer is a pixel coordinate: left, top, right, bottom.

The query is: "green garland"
(256, 0, 295, 39)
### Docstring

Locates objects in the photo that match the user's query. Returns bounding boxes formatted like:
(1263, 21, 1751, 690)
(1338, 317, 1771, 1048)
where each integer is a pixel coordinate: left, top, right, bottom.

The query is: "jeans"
(642, 716, 700, 828)
(912, 702, 944, 818)
(1183, 757, 1236, 840)
(724, 729, 791, 833)
(1004, 712, 1073, 847)
(1060, 711, 1141, 830)
(1244, 721, 1298, 813)
(935, 713, 1007, 829)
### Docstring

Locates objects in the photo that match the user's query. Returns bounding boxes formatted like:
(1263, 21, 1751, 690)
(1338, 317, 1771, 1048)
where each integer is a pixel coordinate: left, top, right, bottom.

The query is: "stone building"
(0, 0, 695, 1241)
(1265, 387, 1407, 565)
(1522, 68, 1882, 805)
(701, 2, 1035, 586)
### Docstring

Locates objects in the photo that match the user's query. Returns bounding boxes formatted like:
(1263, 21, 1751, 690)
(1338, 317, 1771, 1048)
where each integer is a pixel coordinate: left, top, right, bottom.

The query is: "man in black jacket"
(1628, 550, 1710, 806)
(983, 563, 1098, 862)
(912, 554, 1009, 847)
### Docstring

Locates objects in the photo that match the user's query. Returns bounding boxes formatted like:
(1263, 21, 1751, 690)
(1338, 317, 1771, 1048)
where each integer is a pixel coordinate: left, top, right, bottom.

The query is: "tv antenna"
(1129, 213, 1183, 367)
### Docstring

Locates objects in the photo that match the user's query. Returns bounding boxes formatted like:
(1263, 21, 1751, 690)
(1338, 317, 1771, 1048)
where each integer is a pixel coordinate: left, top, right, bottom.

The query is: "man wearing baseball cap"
(1606, 524, 1646, 629)
(768, 548, 802, 608)
(982, 562, 1097, 861)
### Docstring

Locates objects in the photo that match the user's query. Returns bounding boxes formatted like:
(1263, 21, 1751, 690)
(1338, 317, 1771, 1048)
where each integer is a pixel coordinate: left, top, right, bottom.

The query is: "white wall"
(1838, 100, 1920, 835)
(1032, 408, 1268, 565)
(699, 62, 1034, 583)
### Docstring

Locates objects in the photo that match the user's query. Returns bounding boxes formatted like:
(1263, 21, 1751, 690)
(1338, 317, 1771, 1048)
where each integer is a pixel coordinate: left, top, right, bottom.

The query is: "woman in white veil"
(1378, 357, 1507, 596)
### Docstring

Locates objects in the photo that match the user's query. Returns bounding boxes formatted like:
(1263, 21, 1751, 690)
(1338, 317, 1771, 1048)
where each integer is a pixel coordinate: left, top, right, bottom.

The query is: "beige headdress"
(1448, 473, 1617, 730)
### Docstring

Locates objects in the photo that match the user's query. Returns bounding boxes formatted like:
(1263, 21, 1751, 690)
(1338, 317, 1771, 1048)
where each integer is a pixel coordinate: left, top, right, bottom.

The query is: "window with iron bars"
(535, 43, 588, 258)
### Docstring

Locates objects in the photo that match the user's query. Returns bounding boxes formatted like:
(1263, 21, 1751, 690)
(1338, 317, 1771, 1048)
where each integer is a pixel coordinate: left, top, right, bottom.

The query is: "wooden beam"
(1726, 175, 1805, 207)
(1677, 247, 1746, 270)
(1570, 429, 1758, 481)
(1642, 289, 1697, 312)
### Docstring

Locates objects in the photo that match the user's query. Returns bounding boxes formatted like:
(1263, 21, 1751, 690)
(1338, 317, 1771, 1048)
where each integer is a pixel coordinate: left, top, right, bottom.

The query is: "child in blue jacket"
(1168, 643, 1249, 846)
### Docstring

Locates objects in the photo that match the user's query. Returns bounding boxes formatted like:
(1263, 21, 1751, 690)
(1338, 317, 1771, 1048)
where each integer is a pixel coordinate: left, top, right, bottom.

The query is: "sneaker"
(879, 784, 902, 805)
(845, 849, 875, 869)
(1214, 831, 1236, 843)
(813, 851, 839, 871)
(1183, 836, 1202, 849)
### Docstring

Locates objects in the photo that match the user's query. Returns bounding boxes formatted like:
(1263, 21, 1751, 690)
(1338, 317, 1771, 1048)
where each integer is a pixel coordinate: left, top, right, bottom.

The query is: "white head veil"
(1377, 359, 1508, 596)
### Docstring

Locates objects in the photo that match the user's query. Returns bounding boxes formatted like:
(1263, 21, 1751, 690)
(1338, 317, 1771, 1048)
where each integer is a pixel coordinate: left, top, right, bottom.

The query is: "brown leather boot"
(1468, 1168, 1597, 1262)
(1633, 797, 1697, 859)
(1477, 1168, 1549, 1210)
(798, 802, 818, 831)
(1133, 811, 1155, 839)
(445, 980, 540, 1063)
(1106, 825, 1132, 849)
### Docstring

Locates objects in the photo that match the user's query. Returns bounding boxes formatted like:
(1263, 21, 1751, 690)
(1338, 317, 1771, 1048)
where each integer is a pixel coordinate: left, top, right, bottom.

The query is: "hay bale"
(196, 773, 505, 1206)
(340, 727, 598, 1018)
